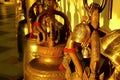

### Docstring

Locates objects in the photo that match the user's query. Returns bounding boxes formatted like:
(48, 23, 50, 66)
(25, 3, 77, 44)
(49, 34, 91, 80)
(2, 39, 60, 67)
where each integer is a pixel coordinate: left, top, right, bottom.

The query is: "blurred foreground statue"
(62, 0, 120, 80)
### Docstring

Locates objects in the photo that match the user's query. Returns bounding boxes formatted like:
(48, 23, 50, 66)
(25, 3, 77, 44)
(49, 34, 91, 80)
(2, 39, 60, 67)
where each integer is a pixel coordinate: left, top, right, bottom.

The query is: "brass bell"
(81, 46, 91, 59)
(100, 29, 120, 67)
(17, 19, 28, 61)
(71, 21, 90, 44)
(24, 37, 38, 68)
(24, 0, 71, 79)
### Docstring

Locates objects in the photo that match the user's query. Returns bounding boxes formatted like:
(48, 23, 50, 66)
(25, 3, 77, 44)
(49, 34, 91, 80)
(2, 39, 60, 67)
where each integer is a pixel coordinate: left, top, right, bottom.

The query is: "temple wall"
(59, 0, 120, 31)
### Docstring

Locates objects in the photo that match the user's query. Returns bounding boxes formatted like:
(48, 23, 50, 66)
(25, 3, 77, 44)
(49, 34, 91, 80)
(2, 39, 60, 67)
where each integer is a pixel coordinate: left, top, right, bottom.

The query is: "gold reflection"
(111, 52, 120, 66)
(44, 58, 52, 63)
(24, 24, 29, 35)
(109, 13, 120, 30)
(30, 45, 37, 52)
(61, 0, 120, 31)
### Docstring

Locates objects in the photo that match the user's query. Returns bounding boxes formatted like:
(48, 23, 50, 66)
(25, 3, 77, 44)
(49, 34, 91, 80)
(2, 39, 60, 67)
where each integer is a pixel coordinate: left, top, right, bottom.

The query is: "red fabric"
(59, 64, 65, 70)
(33, 22, 40, 27)
(29, 32, 34, 38)
(64, 48, 76, 53)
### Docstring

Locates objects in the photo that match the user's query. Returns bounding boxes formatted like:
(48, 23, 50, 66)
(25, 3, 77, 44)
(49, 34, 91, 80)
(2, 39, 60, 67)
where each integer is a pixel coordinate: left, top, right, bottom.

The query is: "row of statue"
(17, 0, 120, 80)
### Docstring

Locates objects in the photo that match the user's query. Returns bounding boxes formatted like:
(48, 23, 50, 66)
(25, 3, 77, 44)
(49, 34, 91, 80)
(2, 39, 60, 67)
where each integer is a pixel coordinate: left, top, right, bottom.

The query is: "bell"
(71, 21, 90, 45)
(100, 29, 120, 67)
(24, 36, 39, 69)
(81, 46, 91, 59)
(24, 0, 71, 79)
(17, 19, 29, 61)
(24, 43, 66, 80)
(24, 13, 67, 78)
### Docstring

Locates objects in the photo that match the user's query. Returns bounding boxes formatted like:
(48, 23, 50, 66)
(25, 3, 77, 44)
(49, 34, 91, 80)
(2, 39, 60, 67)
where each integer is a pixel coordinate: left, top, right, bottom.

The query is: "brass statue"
(62, 0, 120, 80)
